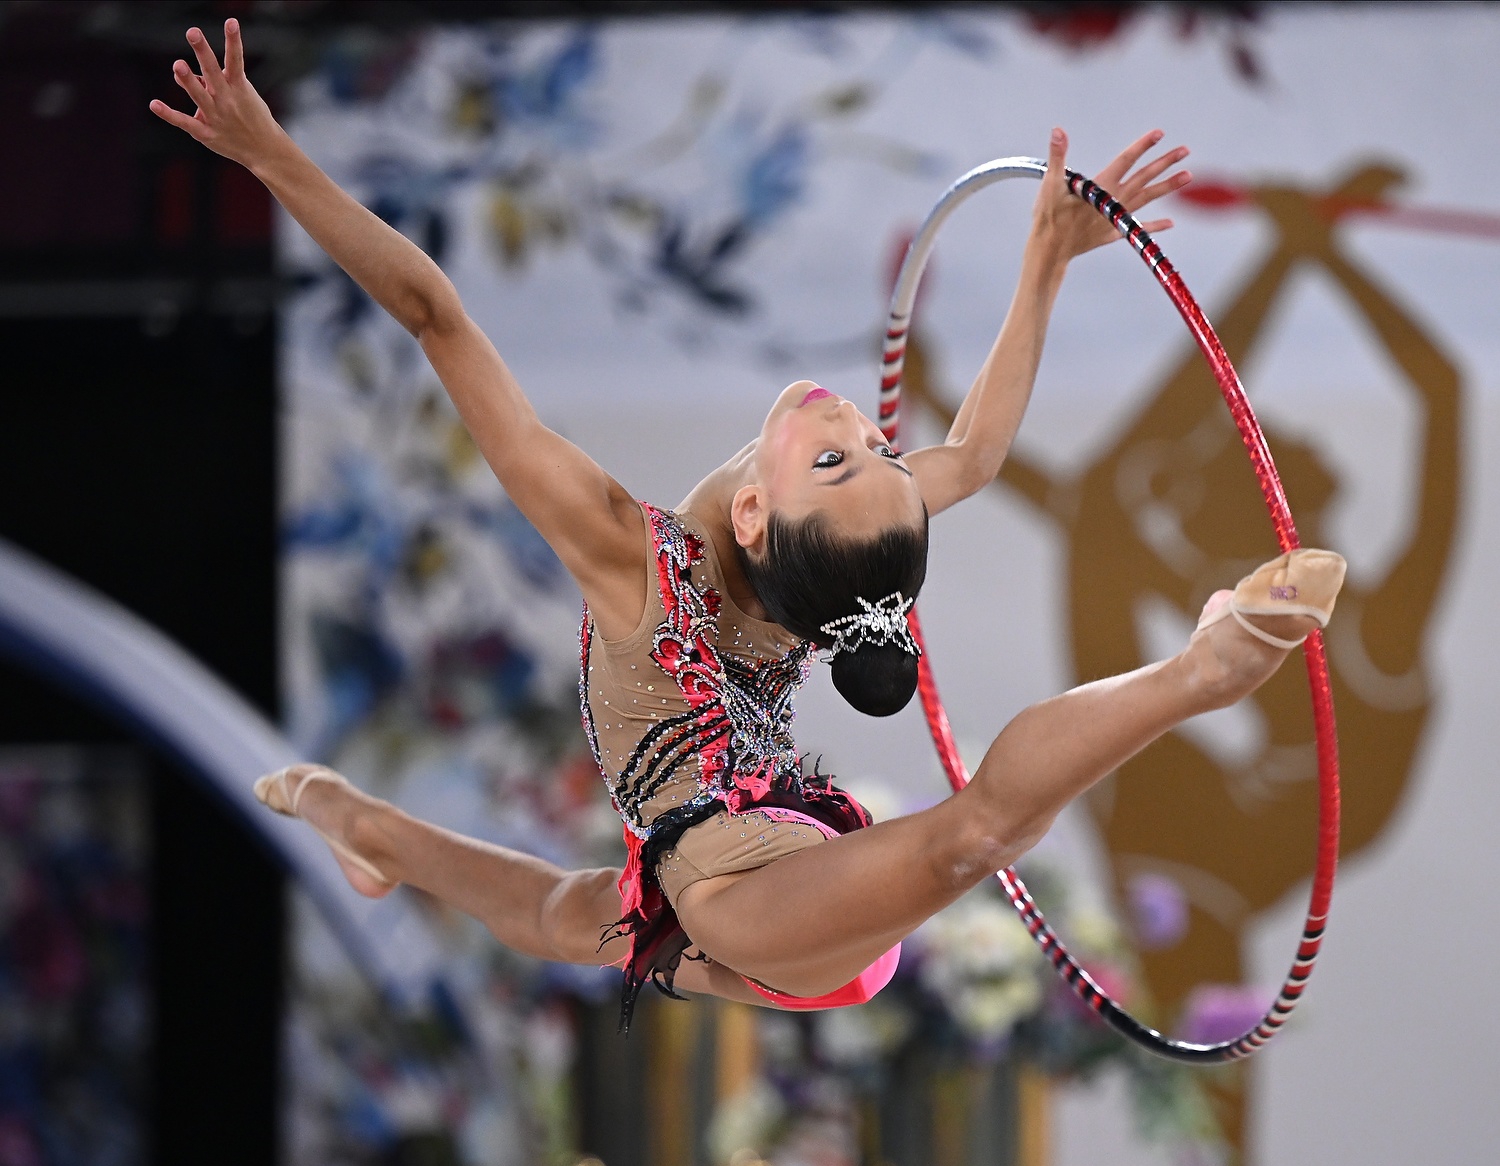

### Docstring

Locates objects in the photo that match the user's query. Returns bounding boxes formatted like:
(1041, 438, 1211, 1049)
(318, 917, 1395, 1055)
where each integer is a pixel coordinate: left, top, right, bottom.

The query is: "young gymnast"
(154, 21, 1346, 1022)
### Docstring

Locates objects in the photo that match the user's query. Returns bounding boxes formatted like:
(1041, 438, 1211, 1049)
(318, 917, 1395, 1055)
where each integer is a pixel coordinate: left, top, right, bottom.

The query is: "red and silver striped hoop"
(881, 158, 1340, 1064)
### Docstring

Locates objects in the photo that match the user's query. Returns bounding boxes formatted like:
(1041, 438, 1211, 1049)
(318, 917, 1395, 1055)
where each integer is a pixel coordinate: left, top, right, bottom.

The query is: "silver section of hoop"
(879, 157, 1047, 448)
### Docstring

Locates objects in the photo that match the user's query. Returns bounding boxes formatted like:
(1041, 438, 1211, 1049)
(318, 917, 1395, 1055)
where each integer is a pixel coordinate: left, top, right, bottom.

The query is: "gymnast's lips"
(799, 386, 837, 407)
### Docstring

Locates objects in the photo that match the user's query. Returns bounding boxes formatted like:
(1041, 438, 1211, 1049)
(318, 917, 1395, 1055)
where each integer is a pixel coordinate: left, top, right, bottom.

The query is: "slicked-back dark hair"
(736, 507, 929, 717)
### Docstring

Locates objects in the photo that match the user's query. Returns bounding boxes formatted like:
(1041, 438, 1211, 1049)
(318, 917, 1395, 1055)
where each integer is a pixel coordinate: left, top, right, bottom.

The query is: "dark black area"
(0, 0, 284, 1132)
(0, 317, 277, 707)
(149, 755, 287, 1165)
(0, 308, 284, 1164)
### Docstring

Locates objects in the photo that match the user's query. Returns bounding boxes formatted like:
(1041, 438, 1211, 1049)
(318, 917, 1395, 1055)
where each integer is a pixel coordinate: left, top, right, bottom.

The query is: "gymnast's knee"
(926, 824, 1002, 892)
(931, 816, 1038, 891)
(539, 867, 625, 965)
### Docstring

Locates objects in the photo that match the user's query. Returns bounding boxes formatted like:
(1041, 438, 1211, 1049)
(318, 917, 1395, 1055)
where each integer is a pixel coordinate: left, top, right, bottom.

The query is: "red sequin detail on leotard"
(578, 505, 872, 1028)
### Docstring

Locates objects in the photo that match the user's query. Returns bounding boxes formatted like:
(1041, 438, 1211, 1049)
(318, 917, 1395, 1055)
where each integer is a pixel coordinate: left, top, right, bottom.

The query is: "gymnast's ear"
(731, 484, 768, 554)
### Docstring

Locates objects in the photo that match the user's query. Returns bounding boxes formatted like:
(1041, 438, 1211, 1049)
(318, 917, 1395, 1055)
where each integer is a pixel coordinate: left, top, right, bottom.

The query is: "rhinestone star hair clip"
(818, 592, 922, 659)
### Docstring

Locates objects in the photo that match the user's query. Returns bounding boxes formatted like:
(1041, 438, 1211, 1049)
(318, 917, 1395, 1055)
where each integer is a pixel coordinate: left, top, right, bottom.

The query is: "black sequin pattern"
(580, 506, 813, 837)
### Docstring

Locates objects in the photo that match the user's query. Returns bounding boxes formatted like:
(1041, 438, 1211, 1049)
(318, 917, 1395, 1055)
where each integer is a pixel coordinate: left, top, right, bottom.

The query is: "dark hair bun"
(830, 642, 919, 717)
(734, 506, 929, 719)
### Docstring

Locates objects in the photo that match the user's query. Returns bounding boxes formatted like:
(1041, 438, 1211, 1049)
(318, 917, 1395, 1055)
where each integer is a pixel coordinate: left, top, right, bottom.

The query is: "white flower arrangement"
(915, 892, 1047, 1044)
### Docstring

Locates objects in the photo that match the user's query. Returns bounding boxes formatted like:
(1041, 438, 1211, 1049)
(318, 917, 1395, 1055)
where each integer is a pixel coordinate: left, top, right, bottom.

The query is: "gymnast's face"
(737, 380, 925, 548)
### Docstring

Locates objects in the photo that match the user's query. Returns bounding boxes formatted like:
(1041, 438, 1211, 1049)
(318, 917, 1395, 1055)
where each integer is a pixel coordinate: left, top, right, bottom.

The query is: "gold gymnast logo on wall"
(903, 161, 1463, 1162)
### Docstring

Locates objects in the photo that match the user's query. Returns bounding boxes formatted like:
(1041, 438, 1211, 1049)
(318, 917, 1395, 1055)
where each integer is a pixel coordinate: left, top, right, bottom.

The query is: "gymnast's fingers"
(172, 59, 211, 109)
(1137, 218, 1174, 233)
(1041, 127, 1067, 191)
(1121, 145, 1189, 194)
(149, 98, 209, 142)
(1098, 129, 1163, 187)
(1128, 169, 1193, 211)
(223, 17, 246, 82)
(185, 26, 227, 92)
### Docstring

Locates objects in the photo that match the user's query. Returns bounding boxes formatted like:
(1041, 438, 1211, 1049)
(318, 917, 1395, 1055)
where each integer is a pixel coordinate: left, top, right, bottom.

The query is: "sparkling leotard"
(579, 504, 872, 1026)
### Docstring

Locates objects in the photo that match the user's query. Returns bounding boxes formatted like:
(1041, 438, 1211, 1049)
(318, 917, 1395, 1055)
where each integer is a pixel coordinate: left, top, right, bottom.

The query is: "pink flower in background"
(1082, 961, 1132, 1006)
(13, 895, 87, 1003)
(0, 1116, 43, 1166)
(0, 771, 41, 834)
(1055, 959, 1132, 1023)
(1127, 871, 1190, 950)
(1178, 984, 1273, 1046)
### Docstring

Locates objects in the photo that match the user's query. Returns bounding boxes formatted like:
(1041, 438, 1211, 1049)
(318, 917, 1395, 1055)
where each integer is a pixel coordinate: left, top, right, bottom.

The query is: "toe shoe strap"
(1229, 601, 1331, 652)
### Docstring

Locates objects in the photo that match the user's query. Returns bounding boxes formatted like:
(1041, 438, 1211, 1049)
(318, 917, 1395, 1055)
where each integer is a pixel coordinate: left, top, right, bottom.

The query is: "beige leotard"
(580, 504, 840, 905)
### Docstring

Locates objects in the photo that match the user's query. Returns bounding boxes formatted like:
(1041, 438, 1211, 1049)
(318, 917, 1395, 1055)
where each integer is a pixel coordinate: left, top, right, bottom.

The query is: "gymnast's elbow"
(946, 442, 1009, 502)
(933, 818, 1030, 892)
(958, 806, 1055, 881)
(403, 272, 467, 343)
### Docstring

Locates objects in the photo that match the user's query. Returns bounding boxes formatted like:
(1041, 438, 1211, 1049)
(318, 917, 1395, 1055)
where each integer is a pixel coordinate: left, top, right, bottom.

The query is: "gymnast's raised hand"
(1033, 126, 1191, 253)
(157, 21, 1342, 1019)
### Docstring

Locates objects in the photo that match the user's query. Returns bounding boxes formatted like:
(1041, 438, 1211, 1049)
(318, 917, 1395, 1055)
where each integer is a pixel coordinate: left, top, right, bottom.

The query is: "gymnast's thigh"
(673, 790, 1003, 989)
(540, 866, 635, 966)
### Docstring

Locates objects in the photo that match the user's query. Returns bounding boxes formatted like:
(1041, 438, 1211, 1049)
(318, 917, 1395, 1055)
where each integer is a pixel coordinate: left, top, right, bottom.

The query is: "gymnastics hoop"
(879, 158, 1340, 1065)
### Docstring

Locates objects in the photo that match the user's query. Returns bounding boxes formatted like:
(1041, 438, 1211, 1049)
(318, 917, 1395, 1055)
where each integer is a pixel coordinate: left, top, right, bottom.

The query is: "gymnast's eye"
(813, 450, 844, 469)
(874, 444, 898, 459)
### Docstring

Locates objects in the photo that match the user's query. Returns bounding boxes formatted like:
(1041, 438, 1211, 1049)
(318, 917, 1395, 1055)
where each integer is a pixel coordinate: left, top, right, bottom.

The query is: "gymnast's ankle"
(344, 802, 401, 880)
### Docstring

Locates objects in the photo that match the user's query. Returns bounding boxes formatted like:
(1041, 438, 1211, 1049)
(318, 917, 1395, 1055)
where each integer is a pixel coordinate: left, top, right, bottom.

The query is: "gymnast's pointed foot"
(1186, 548, 1346, 708)
(254, 764, 397, 898)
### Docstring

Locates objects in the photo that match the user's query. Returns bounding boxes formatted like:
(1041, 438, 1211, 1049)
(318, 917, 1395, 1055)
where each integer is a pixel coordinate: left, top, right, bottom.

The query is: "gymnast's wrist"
(245, 126, 308, 187)
(1021, 227, 1071, 284)
(1024, 220, 1071, 268)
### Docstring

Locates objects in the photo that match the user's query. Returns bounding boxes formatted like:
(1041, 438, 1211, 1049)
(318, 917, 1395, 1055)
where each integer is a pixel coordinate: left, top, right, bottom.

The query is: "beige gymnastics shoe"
(254, 765, 395, 890)
(1195, 549, 1348, 650)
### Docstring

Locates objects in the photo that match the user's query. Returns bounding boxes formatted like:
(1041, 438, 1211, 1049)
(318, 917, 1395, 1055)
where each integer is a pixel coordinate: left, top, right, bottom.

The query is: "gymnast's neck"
(678, 440, 769, 623)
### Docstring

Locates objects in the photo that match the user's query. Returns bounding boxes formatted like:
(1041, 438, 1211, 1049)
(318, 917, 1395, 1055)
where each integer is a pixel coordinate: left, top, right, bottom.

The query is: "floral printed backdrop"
(277, 8, 1500, 1166)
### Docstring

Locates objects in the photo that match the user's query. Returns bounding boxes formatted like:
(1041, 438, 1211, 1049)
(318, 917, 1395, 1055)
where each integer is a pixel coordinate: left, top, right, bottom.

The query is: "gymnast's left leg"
(254, 766, 819, 1005)
(258, 768, 630, 964)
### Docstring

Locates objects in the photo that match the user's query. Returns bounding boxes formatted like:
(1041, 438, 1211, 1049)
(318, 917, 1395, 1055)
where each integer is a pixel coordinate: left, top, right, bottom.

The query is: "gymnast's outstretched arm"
(150, 21, 649, 637)
(907, 128, 1191, 516)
